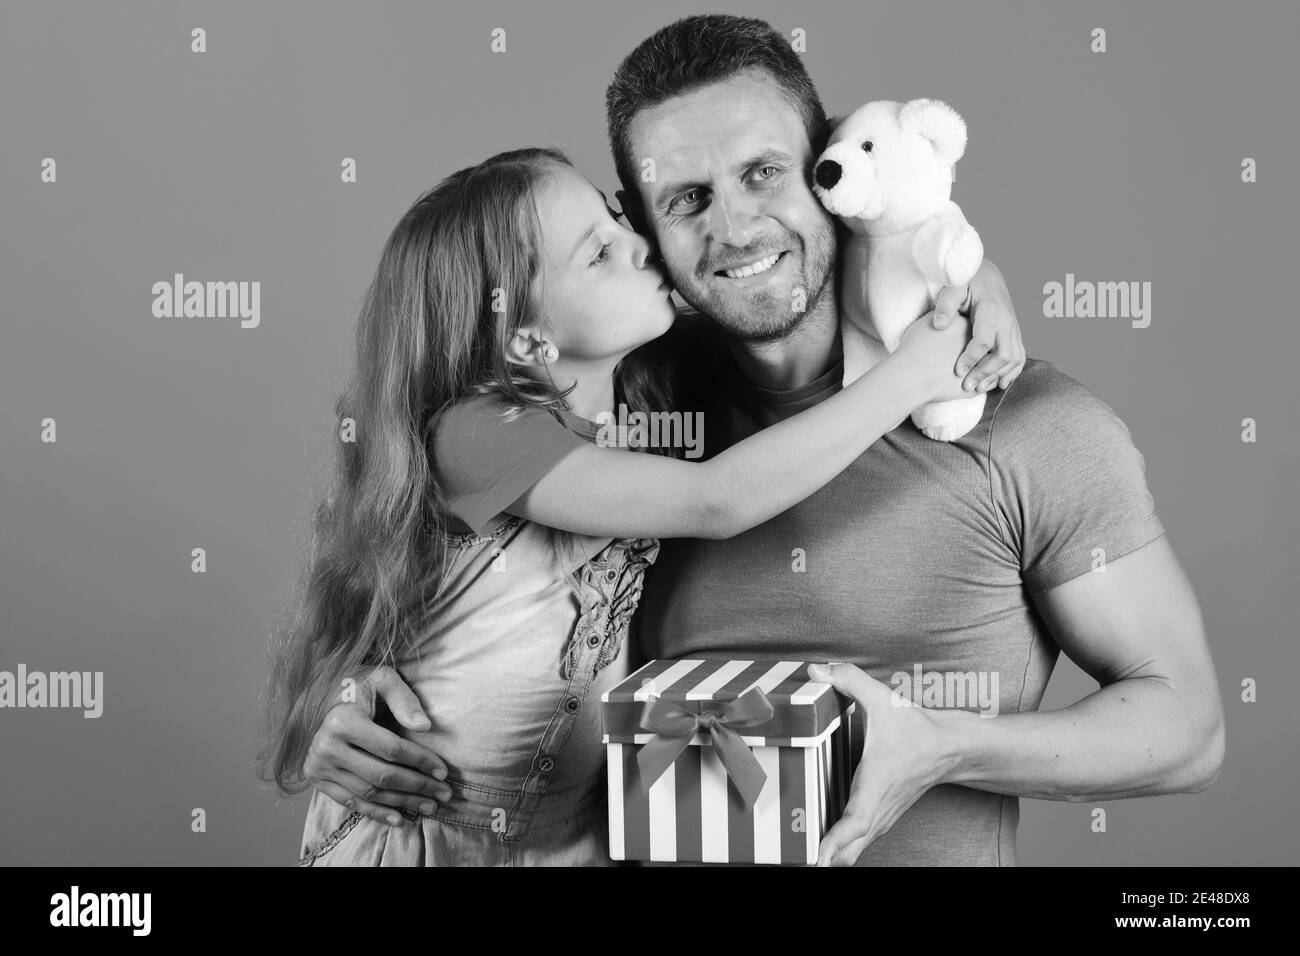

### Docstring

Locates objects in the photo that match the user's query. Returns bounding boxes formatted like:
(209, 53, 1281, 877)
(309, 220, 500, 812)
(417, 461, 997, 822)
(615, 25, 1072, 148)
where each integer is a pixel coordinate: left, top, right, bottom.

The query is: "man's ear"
(899, 98, 968, 166)
(615, 188, 650, 237)
(816, 114, 847, 153)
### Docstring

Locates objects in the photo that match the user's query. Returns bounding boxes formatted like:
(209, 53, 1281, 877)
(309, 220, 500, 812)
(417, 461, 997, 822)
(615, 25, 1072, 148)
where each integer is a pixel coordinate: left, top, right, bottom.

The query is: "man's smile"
(714, 249, 790, 280)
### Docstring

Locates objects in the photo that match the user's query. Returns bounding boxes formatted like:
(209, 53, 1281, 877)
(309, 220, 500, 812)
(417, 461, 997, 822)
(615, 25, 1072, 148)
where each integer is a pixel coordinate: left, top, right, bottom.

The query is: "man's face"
(627, 70, 837, 343)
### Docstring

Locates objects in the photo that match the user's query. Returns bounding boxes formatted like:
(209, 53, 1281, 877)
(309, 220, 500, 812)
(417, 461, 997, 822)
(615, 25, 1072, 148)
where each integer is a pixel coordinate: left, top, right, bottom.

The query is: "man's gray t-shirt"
(634, 357, 1166, 865)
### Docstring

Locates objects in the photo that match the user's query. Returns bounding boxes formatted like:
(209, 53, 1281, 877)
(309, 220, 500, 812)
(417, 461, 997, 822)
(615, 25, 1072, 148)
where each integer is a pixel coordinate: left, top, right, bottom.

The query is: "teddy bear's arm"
(912, 201, 984, 289)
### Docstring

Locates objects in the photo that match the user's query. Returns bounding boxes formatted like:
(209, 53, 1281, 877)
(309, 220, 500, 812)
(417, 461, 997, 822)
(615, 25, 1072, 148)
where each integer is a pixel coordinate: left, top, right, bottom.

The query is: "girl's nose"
(633, 237, 656, 269)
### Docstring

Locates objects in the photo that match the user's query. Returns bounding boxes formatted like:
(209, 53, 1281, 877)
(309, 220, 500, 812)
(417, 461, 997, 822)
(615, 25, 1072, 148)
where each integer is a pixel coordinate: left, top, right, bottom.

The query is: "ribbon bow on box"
(635, 686, 775, 808)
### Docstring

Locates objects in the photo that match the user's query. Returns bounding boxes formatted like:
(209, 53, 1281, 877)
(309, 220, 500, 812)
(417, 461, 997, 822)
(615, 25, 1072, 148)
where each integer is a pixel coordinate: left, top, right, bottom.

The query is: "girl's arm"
(510, 315, 971, 540)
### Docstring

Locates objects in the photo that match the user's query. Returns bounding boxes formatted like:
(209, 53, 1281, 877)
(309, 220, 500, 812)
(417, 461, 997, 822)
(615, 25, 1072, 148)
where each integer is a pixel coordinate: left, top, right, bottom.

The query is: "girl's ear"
(506, 326, 553, 367)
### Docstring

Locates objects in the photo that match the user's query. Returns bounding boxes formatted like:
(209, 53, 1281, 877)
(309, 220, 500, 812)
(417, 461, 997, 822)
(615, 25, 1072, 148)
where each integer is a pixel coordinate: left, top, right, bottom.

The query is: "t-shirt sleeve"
(430, 395, 588, 535)
(988, 361, 1166, 593)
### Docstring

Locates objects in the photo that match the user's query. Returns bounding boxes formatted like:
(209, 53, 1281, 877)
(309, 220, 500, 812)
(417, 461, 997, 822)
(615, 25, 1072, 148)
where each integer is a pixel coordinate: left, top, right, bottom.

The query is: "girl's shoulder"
(430, 392, 588, 451)
(430, 390, 524, 435)
(429, 393, 592, 537)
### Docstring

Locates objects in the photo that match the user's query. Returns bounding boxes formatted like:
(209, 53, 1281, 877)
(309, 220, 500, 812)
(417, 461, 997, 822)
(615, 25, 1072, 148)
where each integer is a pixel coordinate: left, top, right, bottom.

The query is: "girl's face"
(531, 164, 676, 362)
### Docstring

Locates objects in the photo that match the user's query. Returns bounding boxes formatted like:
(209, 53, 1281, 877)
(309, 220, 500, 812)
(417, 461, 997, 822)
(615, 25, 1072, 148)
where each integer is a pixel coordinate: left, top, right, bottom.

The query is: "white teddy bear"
(813, 98, 985, 442)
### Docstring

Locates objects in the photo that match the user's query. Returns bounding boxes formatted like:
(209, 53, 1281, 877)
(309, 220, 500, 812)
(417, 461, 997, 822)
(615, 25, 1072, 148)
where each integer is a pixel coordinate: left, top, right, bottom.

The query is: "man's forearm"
(928, 675, 1225, 803)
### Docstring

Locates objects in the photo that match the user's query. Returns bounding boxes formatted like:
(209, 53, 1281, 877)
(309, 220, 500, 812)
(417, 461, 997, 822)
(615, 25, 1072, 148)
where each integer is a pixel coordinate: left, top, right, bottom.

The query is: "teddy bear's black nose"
(814, 159, 842, 190)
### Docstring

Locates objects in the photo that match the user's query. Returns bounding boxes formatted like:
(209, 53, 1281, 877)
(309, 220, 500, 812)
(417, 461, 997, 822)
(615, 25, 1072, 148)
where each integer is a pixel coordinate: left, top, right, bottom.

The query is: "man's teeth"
(723, 253, 781, 279)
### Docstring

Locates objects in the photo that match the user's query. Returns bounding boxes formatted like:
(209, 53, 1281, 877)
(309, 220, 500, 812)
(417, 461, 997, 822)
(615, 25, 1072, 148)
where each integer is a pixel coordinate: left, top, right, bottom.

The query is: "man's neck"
(725, 294, 842, 392)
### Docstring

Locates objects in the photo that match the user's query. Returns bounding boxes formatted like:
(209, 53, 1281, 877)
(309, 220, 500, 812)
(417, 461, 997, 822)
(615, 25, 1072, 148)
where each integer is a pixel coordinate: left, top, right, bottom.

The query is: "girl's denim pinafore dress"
(298, 501, 659, 866)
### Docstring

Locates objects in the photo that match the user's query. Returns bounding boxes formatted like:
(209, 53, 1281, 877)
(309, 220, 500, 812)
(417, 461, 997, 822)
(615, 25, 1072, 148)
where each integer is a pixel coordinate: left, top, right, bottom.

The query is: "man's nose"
(708, 189, 761, 247)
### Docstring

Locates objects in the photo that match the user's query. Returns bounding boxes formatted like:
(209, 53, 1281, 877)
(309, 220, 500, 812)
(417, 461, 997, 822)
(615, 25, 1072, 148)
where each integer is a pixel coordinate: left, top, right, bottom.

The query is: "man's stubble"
(671, 214, 839, 347)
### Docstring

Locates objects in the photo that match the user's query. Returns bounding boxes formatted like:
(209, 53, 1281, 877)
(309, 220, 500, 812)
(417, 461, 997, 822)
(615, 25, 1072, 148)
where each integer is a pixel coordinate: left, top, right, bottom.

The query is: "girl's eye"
(590, 241, 612, 267)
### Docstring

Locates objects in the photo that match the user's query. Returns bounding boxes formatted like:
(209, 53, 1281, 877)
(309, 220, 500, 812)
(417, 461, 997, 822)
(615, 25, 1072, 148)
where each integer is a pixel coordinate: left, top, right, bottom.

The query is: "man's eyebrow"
(740, 147, 798, 171)
(652, 147, 799, 212)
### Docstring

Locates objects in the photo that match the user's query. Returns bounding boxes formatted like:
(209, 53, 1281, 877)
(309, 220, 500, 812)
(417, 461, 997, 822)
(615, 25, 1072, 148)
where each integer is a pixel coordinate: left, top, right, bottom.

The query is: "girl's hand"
(929, 258, 1027, 391)
(894, 310, 972, 404)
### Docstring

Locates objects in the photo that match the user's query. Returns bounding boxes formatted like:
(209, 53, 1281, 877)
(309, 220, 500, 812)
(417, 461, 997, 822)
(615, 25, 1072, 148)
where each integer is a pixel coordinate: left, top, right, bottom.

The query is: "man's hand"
(805, 662, 956, 867)
(302, 665, 452, 827)
(807, 539, 1223, 865)
(930, 258, 1026, 393)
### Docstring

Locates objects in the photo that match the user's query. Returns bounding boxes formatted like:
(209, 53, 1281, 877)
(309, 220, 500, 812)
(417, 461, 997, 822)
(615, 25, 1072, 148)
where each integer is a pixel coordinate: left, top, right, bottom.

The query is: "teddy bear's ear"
(899, 98, 967, 166)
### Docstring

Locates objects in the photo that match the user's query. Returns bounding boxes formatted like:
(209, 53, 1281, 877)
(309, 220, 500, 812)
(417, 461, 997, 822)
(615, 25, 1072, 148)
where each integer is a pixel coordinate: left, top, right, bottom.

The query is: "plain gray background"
(1, 0, 1296, 866)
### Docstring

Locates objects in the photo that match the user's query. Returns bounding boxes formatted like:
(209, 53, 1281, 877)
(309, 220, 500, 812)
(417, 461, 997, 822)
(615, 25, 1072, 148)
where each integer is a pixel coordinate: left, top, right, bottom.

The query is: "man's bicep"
(1030, 535, 1215, 691)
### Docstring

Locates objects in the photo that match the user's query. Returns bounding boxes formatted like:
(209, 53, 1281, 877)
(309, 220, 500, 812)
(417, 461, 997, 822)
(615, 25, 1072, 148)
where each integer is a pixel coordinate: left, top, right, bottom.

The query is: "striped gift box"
(601, 658, 856, 865)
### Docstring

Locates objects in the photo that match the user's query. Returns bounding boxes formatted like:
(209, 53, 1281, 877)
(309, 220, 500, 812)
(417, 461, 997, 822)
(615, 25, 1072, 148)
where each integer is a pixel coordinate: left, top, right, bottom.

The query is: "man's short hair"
(605, 14, 828, 220)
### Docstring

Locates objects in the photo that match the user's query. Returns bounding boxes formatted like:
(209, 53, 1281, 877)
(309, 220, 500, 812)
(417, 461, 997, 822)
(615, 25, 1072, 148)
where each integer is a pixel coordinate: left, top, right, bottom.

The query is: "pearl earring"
(542, 344, 559, 363)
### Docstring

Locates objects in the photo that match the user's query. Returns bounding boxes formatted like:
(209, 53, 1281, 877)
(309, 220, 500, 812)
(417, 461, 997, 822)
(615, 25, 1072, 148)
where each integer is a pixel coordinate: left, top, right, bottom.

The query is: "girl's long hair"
(258, 147, 674, 794)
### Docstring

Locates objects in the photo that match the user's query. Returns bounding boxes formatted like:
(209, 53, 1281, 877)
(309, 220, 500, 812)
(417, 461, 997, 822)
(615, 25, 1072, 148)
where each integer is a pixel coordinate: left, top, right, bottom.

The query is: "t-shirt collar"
(731, 354, 845, 425)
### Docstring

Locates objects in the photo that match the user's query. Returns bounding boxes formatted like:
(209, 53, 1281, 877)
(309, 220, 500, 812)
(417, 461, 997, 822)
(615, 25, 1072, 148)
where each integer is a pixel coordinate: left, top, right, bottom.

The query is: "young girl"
(263, 146, 986, 866)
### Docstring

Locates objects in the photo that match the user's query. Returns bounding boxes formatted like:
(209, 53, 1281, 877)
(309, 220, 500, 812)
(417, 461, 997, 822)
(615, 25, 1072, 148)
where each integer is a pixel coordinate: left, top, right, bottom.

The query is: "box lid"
(601, 658, 851, 745)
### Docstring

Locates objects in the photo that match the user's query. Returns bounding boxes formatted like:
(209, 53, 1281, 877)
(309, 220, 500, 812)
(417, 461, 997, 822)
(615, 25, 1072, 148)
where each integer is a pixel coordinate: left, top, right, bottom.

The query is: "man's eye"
(754, 164, 780, 180)
(670, 188, 703, 214)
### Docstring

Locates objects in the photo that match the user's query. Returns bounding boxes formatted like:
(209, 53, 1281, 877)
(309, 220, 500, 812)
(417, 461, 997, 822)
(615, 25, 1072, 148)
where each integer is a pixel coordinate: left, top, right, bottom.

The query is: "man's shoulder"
(982, 362, 1164, 591)
(987, 358, 1135, 454)
(980, 358, 1154, 515)
(992, 357, 1108, 418)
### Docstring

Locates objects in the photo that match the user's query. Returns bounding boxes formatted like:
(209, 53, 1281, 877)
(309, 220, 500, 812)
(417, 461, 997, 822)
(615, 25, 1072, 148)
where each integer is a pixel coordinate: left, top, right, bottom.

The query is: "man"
(300, 15, 1223, 866)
